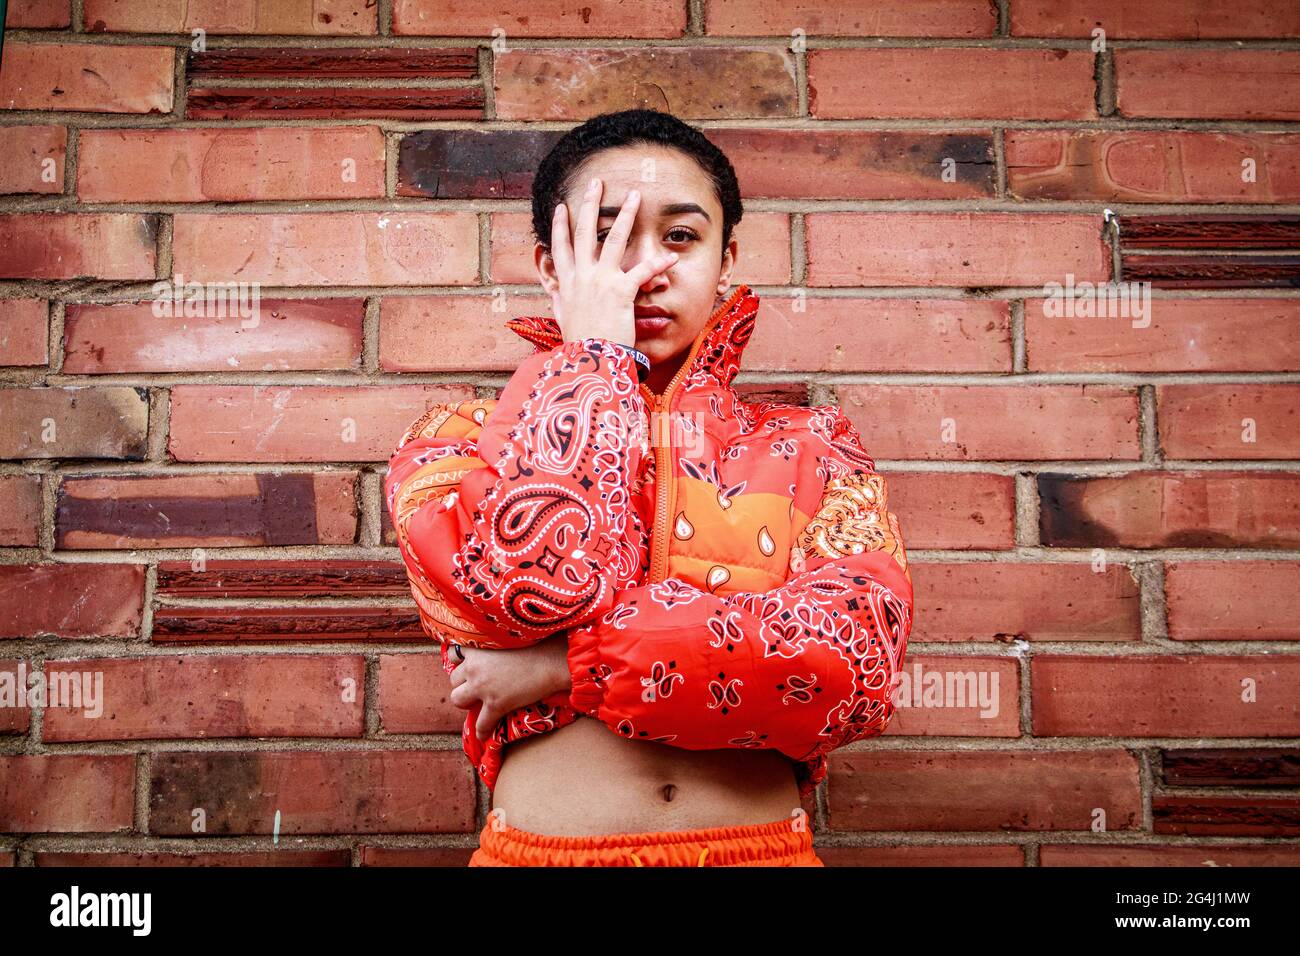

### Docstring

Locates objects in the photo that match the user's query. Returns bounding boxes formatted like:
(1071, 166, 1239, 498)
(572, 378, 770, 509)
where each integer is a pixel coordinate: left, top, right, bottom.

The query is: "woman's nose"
(624, 235, 668, 274)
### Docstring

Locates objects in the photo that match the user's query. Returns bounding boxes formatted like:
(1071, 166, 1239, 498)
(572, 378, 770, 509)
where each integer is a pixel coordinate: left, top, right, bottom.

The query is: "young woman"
(385, 109, 913, 867)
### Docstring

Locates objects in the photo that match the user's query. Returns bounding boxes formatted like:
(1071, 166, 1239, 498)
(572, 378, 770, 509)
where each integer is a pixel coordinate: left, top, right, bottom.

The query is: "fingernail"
(589, 177, 599, 189)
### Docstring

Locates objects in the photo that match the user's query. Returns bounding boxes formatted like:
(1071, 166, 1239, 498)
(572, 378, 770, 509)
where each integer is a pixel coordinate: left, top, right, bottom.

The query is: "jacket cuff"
(572, 336, 643, 387)
(565, 624, 605, 718)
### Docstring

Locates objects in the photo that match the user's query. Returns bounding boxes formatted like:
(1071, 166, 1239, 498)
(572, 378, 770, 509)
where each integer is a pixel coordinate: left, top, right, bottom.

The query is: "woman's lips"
(633, 315, 671, 334)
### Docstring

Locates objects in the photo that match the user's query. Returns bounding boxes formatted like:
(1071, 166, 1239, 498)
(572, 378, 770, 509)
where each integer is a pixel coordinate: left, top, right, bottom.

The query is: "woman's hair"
(530, 108, 743, 261)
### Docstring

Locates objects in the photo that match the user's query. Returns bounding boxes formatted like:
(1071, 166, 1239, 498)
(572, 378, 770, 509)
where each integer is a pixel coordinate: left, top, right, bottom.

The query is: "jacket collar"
(503, 283, 759, 390)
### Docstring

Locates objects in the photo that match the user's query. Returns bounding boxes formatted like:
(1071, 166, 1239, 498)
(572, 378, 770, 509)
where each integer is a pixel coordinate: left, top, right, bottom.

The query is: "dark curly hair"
(530, 108, 743, 263)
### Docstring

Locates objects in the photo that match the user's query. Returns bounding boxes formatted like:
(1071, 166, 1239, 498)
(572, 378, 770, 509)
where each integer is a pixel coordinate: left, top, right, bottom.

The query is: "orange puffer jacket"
(384, 283, 913, 798)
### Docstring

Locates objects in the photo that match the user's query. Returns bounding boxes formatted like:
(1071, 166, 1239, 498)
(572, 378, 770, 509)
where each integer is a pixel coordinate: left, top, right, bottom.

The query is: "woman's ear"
(716, 236, 738, 294)
(534, 242, 559, 295)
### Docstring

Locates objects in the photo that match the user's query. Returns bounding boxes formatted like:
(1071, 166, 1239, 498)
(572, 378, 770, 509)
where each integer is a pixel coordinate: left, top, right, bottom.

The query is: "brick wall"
(1, 0, 1298, 867)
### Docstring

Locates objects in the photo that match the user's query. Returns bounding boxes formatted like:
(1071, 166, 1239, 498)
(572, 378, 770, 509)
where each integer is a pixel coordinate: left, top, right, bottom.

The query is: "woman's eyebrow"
(596, 201, 712, 222)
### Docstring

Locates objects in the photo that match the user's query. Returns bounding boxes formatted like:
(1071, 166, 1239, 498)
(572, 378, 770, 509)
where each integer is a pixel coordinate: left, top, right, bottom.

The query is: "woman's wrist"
(547, 632, 575, 697)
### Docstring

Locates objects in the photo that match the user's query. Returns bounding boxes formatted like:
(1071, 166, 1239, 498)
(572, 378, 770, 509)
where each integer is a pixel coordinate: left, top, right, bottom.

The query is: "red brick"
(494, 47, 797, 120)
(381, 294, 541, 372)
(0, 299, 49, 367)
(889, 472, 1016, 550)
(827, 749, 1142, 831)
(167, 384, 475, 463)
(807, 213, 1109, 287)
(1039, 471, 1300, 549)
(63, 299, 365, 374)
(1161, 747, 1300, 786)
(55, 472, 359, 548)
(809, 49, 1097, 120)
(0, 754, 135, 832)
(148, 750, 475, 834)
(490, 210, 791, 286)
(1043, 844, 1300, 866)
(706, 0, 995, 36)
(42, 655, 365, 741)
(748, 297, 1010, 372)
(711, 127, 996, 199)
(0, 386, 148, 459)
(0, 475, 41, 547)
(0, 125, 67, 195)
(1154, 794, 1300, 836)
(84, 0, 377, 34)
(816, 845, 1025, 867)
(0, 42, 173, 113)
(151, 606, 423, 644)
(1117, 50, 1300, 120)
(1026, 298, 1300, 373)
(6, 0, 70, 28)
(1166, 561, 1300, 642)
(398, 127, 564, 199)
(188, 48, 478, 80)
(171, 213, 478, 286)
(0, 564, 145, 639)
(1157, 384, 1300, 460)
(154, 558, 407, 598)
(78, 127, 385, 202)
(1033, 656, 1300, 737)
(36, 850, 352, 866)
(394, 0, 684, 36)
(883, 656, 1021, 737)
(839, 384, 1140, 461)
(0, 660, 32, 733)
(916, 562, 1141, 643)
(185, 86, 483, 121)
(1008, 131, 1300, 203)
(1013, 0, 1300, 38)
(377, 653, 463, 733)
(0, 214, 157, 280)
(360, 846, 476, 867)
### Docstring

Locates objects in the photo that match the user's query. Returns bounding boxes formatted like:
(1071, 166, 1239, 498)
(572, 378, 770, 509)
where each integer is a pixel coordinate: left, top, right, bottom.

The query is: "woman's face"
(535, 144, 737, 391)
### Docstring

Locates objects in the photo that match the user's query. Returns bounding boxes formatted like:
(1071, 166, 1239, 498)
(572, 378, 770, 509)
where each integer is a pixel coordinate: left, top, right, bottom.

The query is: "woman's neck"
(643, 349, 687, 397)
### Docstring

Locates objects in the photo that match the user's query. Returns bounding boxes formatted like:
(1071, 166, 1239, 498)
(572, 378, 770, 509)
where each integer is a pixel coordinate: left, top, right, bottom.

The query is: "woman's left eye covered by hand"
(594, 226, 698, 246)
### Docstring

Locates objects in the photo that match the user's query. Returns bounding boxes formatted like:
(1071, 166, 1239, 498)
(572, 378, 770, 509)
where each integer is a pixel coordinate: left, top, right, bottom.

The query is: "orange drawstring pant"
(467, 814, 824, 867)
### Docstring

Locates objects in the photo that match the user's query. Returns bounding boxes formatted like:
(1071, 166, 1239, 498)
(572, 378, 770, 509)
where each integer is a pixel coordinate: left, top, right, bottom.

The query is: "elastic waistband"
(471, 811, 820, 867)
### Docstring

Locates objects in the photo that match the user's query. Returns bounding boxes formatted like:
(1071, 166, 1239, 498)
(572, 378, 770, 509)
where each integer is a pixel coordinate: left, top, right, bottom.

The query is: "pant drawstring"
(625, 847, 709, 866)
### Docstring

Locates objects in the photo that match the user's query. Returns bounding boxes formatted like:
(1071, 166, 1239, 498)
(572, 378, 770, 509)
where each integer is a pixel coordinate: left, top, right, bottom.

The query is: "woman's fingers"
(626, 250, 679, 287)
(475, 707, 498, 743)
(597, 187, 640, 270)
(572, 176, 602, 267)
(550, 201, 573, 281)
(448, 682, 476, 709)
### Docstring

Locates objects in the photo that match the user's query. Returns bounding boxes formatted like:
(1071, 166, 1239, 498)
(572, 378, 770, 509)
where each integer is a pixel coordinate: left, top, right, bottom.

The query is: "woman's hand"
(548, 176, 678, 346)
(447, 633, 573, 742)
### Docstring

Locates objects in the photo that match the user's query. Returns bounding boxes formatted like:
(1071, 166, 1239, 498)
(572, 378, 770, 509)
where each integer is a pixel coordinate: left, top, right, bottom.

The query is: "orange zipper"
(639, 284, 749, 583)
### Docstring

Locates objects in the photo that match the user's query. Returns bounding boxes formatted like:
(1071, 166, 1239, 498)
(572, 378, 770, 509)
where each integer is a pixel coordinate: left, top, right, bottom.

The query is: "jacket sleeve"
(563, 410, 913, 768)
(384, 337, 651, 649)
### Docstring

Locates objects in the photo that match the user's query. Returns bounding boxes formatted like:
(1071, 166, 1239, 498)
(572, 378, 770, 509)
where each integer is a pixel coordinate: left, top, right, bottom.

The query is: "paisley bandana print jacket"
(384, 283, 913, 798)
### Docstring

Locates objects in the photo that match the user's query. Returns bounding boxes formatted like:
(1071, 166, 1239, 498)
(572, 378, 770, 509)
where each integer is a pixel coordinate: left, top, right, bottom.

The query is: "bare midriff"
(490, 716, 802, 836)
